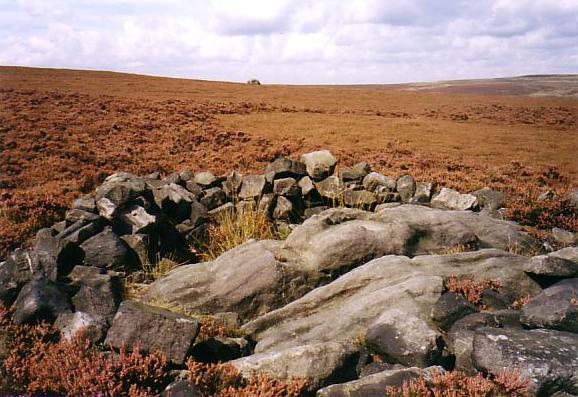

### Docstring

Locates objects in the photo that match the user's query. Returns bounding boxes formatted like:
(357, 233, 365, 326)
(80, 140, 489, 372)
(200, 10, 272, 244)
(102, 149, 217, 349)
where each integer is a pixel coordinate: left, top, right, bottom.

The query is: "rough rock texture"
(55, 311, 109, 343)
(430, 292, 478, 330)
(104, 300, 200, 364)
(95, 172, 147, 220)
(524, 255, 578, 279)
(301, 150, 338, 180)
(431, 188, 478, 211)
(472, 188, 505, 211)
(69, 266, 122, 321)
(231, 342, 358, 391)
(0, 249, 36, 305)
(362, 172, 396, 192)
(521, 278, 578, 332)
(144, 240, 301, 319)
(396, 175, 416, 203)
(473, 327, 578, 395)
(239, 175, 267, 200)
(12, 275, 72, 324)
(243, 249, 539, 354)
(80, 227, 130, 270)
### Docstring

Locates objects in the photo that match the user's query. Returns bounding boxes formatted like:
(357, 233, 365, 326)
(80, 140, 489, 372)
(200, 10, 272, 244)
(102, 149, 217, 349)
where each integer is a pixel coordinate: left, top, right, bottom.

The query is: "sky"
(0, 0, 577, 84)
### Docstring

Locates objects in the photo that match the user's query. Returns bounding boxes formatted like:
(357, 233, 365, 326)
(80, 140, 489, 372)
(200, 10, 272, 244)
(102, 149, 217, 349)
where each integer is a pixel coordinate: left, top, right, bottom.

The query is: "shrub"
(187, 359, 307, 397)
(192, 200, 275, 262)
(446, 275, 502, 307)
(0, 305, 170, 397)
(385, 370, 529, 397)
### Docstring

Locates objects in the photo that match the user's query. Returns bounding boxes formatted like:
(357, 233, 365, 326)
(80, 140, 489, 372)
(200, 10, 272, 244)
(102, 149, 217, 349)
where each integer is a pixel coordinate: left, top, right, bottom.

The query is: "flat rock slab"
(473, 327, 578, 395)
(105, 300, 200, 364)
(230, 342, 357, 391)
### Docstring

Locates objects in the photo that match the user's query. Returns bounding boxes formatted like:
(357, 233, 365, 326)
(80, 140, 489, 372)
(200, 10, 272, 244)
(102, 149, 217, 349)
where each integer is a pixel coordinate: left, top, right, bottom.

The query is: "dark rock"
(239, 175, 267, 200)
(65, 209, 101, 223)
(411, 182, 433, 204)
(72, 196, 97, 213)
(54, 311, 109, 343)
(430, 292, 477, 330)
(396, 175, 416, 203)
(34, 228, 84, 279)
(0, 249, 36, 305)
(273, 196, 293, 220)
(59, 219, 105, 245)
(80, 227, 130, 270)
(341, 162, 371, 182)
(70, 266, 122, 321)
(521, 278, 578, 332)
(105, 300, 200, 364)
(189, 200, 208, 226)
(120, 234, 151, 266)
(12, 275, 72, 324)
(472, 187, 505, 211)
(185, 181, 203, 196)
(153, 183, 196, 222)
(304, 206, 330, 218)
(301, 150, 337, 181)
(473, 327, 578, 395)
(266, 157, 307, 179)
(480, 289, 511, 310)
(273, 177, 301, 197)
(95, 172, 147, 220)
(362, 172, 396, 192)
(190, 336, 249, 363)
(161, 380, 202, 397)
(200, 187, 226, 210)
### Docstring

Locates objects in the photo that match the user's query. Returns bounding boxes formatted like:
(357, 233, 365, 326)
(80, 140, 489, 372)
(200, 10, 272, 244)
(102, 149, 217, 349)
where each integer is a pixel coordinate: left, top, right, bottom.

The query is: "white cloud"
(0, 0, 576, 83)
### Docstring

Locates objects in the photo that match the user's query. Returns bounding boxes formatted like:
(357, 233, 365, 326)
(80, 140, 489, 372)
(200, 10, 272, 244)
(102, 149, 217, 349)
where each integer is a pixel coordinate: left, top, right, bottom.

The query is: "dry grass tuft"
(385, 369, 529, 397)
(141, 255, 180, 281)
(192, 200, 275, 262)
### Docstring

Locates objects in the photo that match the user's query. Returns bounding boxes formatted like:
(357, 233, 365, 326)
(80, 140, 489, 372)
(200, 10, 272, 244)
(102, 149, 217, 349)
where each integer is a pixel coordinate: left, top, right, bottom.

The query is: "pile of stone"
(1, 149, 577, 397)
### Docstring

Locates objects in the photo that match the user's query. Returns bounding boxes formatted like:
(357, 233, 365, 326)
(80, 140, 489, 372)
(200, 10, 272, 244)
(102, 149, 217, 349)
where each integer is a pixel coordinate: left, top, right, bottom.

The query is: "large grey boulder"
(430, 292, 477, 330)
(316, 366, 435, 397)
(524, 254, 578, 279)
(431, 188, 478, 211)
(143, 240, 302, 319)
(104, 300, 200, 365)
(472, 187, 505, 211)
(473, 327, 578, 395)
(243, 249, 540, 355)
(549, 246, 578, 263)
(301, 150, 337, 180)
(230, 342, 357, 391)
(521, 278, 578, 332)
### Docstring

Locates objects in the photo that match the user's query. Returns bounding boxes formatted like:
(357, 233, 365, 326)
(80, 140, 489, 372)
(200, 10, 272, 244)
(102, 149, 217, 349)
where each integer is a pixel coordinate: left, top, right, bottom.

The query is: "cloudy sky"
(1, 0, 577, 84)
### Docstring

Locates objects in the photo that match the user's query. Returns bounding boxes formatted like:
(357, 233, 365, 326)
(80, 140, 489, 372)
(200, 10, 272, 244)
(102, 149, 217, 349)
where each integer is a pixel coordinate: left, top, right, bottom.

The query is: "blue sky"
(1, 0, 577, 84)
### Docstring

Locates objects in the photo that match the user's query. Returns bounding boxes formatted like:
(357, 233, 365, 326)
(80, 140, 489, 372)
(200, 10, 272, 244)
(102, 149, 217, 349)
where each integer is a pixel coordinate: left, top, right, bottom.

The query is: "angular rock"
(316, 367, 433, 397)
(231, 342, 357, 391)
(80, 227, 130, 270)
(222, 170, 243, 197)
(55, 311, 109, 343)
(567, 190, 578, 209)
(12, 275, 72, 324)
(431, 188, 478, 211)
(362, 172, 396, 192)
(553, 227, 577, 245)
(549, 246, 578, 263)
(343, 190, 377, 208)
(430, 292, 477, 330)
(208, 202, 234, 218)
(366, 309, 443, 367)
(273, 196, 293, 220)
(59, 219, 105, 245)
(239, 175, 267, 200)
(200, 187, 226, 210)
(72, 196, 97, 213)
(301, 150, 337, 180)
(193, 171, 218, 187)
(153, 183, 196, 221)
(95, 172, 147, 220)
(298, 176, 316, 196)
(341, 162, 371, 182)
(315, 176, 343, 200)
(304, 206, 330, 218)
(65, 208, 101, 224)
(411, 182, 433, 204)
(185, 181, 203, 196)
(190, 336, 249, 363)
(118, 204, 156, 234)
(0, 249, 37, 305)
(273, 177, 301, 197)
(447, 311, 523, 374)
(266, 157, 307, 179)
(144, 240, 298, 319)
(472, 187, 505, 211)
(473, 327, 578, 395)
(120, 234, 151, 266)
(396, 175, 416, 203)
(34, 228, 84, 279)
(105, 300, 200, 365)
(70, 266, 122, 321)
(524, 254, 578, 279)
(161, 380, 202, 397)
(521, 278, 578, 332)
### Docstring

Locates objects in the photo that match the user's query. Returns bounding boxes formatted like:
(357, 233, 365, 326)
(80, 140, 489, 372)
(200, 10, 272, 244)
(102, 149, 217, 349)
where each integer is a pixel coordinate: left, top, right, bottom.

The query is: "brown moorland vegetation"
(0, 66, 577, 258)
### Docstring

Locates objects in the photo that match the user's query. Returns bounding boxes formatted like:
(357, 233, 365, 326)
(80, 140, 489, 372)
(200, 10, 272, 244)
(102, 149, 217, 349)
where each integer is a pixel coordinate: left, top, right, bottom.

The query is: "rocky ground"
(1, 150, 577, 396)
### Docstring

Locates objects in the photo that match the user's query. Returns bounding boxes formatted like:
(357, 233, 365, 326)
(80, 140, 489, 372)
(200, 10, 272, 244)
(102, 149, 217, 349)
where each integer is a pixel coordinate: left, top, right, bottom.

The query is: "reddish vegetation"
(385, 369, 529, 397)
(1, 66, 577, 258)
(445, 276, 502, 307)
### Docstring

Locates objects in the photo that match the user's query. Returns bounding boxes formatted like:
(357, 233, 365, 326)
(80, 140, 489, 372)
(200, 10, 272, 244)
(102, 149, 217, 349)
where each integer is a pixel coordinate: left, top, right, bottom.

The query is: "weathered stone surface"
(266, 157, 307, 179)
(273, 177, 301, 197)
(105, 300, 200, 364)
(411, 182, 433, 204)
(12, 275, 72, 324)
(524, 254, 578, 278)
(231, 342, 357, 391)
(298, 176, 316, 196)
(161, 380, 202, 397)
(120, 234, 151, 266)
(553, 227, 577, 245)
(222, 170, 243, 197)
(472, 187, 505, 211)
(95, 172, 147, 220)
(315, 176, 343, 200)
(341, 162, 371, 182)
(521, 278, 578, 332)
(316, 367, 433, 397)
(362, 172, 396, 192)
(72, 196, 97, 213)
(304, 206, 330, 218)
(55, 311, 109, 343)
(366, 309, 443, 367)
(80, 227, 129, 270)
(59, 219, 104, 245)
(153, 183, 196, 221)
(144, 240, 298, 319)
(431, 188, 478, 210)
(34, 228, 84, 279)
(239, 175, 267, 199)
(65, 208, 101, 224)
(396, 175, 416, 203)
(430, 292, 477, 330)
(472, 327, 578, 394)
(118, 204, 156, 234)
(0, 249, 37, 305)
(343, 190, 377, 208)
(193, 171, 218, 187)
(549, 246, 578, 263)
(273, 196, 293, 220)
(190, 336, 249, 363)
(447, 311, 523, 374)
(301, 150, 337, 180)
(567, 190, 578, 209)
(200, 187, 226, 210)
(243, 249, 539, 354)
(70, 266, 122, 320)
